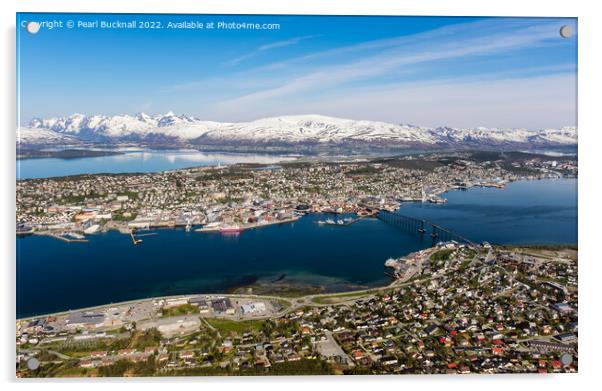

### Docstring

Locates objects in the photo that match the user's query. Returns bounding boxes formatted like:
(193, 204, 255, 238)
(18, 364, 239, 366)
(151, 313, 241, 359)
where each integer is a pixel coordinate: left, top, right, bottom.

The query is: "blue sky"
(17, 14, 577, 129)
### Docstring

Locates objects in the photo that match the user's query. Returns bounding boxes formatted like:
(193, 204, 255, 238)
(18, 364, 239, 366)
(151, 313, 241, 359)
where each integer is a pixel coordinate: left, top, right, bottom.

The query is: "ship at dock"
(427, 196, 447, 204)
(83, 221, 100, 234)
(219, 226, 245, 233)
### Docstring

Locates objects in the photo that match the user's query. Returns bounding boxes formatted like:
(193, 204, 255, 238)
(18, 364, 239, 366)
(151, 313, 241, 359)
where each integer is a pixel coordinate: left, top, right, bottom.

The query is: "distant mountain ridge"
(18, 112, 577, 151)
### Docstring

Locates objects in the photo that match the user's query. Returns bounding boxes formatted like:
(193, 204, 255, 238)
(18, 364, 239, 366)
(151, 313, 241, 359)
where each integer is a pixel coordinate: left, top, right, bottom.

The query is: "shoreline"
(194, 215, 302, 233)
(16, 240, 433, 321)
(16, 177, 577, 319)
(16, 241, 578, 321)
(15, 275, 397, 322)
(19, 180, 503, 240)
(17, 173, 574, 242)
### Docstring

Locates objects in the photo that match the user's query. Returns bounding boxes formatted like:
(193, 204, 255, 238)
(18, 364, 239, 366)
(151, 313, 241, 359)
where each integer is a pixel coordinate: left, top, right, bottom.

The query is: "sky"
(17, 14, 577, 129)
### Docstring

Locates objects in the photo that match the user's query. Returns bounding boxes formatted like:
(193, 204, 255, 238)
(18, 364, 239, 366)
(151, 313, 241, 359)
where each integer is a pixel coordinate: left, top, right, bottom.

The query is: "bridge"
(377, 210, 477, 247)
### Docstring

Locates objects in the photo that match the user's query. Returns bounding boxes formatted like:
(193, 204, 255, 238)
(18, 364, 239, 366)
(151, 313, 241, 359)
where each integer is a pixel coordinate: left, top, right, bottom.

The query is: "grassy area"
(430, 249, 455, 261)
(498, 244, 577, 251)
(266, 288, 322, 298)
(347, 165, 382, 175)
(274, 298, 292, 309)
(129, 328, 161, 349)
(54, 337, 130, 356)
(464, 249, 477, 259)
(161, 304, 199, 317)
(205, 318, 266, 334)
(311, 290, 373, 305)
(112, 212, 137, 222)
(51, 330, 159, 357)
(459, 259, 472, 271)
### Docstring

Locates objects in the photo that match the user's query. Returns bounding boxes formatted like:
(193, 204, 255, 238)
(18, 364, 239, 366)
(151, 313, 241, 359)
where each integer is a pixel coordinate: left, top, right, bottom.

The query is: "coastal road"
(18, 246, 483, 340)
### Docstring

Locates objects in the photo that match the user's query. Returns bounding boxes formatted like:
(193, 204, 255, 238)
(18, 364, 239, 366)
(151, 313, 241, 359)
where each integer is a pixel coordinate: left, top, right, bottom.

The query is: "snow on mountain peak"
(19, 112, 577, 148)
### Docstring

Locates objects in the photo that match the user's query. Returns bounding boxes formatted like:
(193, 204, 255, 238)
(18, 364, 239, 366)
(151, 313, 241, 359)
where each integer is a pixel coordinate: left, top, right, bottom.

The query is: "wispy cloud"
(217, 19, 570, 109)
(226, 35, 320, 66)
(256, 18, 561, 72)
(156, 18, 576, 128)
(208, 72, 576, 129)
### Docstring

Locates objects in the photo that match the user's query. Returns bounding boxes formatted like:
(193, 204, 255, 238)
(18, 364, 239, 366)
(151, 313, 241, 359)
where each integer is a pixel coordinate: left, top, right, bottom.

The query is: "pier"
(195, 216, 301, 234)
(377, 210, 476, 247)
(316, 217, 362, 227)
(136, 233, 158, 238)
(45, 232, 88, 243)
(130, 230, 143, 245)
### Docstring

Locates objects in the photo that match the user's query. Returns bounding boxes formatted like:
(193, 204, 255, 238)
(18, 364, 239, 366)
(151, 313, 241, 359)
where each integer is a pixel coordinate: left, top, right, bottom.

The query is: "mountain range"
(17, 112, 577, 152)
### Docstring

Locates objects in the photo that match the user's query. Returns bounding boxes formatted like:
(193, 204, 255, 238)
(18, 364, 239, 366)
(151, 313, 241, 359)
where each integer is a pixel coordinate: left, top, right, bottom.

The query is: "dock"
(130, 231, 143, 245)
(195, 216, 301, 234)
(195, 226, 221, 233)
(136, 233, 158, 238)
(316, 217, 361, 227)
(45, 232, 88, 243)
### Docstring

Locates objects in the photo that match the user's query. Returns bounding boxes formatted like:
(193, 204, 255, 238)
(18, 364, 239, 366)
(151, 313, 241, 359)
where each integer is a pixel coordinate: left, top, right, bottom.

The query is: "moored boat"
(220, 226, 245, 233)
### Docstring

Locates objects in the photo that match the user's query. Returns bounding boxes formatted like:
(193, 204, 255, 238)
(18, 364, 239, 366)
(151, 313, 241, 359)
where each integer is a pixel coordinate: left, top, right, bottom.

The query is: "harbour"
(44, 232, 88, 243)
(16, 178, 576, 318)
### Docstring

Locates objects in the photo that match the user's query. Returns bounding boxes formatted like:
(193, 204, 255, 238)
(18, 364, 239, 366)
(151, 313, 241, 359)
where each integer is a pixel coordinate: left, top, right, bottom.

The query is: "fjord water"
(16, 150, 296, 179)
(16, 178, 576, 318)
(399, 178, 577, 244)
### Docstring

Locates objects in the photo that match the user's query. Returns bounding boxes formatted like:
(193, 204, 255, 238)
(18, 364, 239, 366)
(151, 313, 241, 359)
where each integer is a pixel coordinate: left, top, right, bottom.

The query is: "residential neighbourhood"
(16, 241, 577, 377)
(16, 152, 577, 239)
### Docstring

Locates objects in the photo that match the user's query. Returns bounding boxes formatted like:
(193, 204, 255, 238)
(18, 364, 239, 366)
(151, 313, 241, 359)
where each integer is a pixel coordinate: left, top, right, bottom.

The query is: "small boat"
(220, 226, 245, 233)
(428, 197, 447, 204)
(418, 228, 426, 233)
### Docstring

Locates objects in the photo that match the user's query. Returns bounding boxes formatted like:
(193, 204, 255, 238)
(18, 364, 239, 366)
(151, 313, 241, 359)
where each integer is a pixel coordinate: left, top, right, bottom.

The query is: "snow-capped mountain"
(17, 127, 82, 146)
(18, 112, 577, 150)
(26, 111, 227, 141)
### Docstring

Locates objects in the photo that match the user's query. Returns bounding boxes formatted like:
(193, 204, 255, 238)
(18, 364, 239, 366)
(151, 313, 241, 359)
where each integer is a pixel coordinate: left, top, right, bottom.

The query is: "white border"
(2, 1, 600, 390)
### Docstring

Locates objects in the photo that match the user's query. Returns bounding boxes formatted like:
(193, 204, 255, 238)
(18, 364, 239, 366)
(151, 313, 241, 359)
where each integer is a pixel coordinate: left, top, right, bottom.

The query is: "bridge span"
(377, 210, 477, 247)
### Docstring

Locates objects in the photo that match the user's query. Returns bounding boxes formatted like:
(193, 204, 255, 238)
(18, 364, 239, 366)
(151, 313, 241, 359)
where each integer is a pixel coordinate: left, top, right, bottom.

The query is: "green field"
(161, 304, 199, 317)
(430, 249, 455, 261)
(311, 290, 374, 304)
(205, 318, 266, 334)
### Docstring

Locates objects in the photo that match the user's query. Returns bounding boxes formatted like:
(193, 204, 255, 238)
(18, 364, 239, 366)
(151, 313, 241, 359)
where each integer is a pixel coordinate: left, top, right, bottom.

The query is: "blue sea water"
(16, 178, 576, 318)
(16, 150, 296, 179)
(399, 178, 577, 245)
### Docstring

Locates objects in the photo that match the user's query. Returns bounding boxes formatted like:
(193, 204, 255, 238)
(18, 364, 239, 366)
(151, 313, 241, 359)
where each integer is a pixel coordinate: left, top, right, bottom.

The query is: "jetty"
(316, 216, 362, 227)
(130, 230, 143, 245)
(45, 232, 88, 243)
(136, 233, 158, 238)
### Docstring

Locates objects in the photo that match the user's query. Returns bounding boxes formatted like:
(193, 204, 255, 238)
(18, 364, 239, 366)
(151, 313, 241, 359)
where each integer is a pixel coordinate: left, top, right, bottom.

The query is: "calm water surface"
(17, 150, 297, 179)
(399, 178, 577, 244)
(16, 178, 576, 318)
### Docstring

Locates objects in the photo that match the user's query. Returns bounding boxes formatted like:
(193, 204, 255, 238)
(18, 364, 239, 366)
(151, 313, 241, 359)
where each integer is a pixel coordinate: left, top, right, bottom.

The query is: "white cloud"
(208, 73, 575, 129)
(215, 20, 570, 112)
(226, 35, 320, 66)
